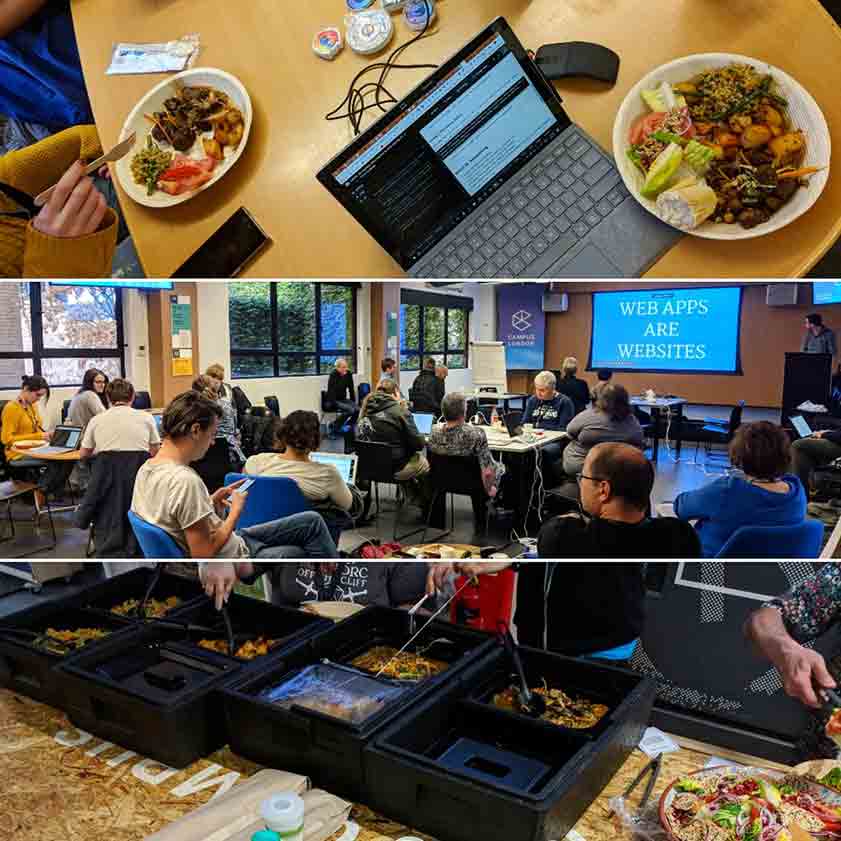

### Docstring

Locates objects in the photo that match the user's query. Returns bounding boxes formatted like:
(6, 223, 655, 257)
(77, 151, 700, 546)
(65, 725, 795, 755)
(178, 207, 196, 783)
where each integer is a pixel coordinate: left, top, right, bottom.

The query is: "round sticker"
(312, 26, 343, 60)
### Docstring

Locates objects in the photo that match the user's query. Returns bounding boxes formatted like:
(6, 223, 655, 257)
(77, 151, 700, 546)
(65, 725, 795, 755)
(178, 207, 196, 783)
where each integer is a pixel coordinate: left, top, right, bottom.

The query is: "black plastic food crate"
(164, 593, 332, 664)
(81, 566, 204, 621)
(56, 619, 311, 769)
(222, 605, 495, 799)
(0, 603, 134, 706)
(365, 646, 656, 841)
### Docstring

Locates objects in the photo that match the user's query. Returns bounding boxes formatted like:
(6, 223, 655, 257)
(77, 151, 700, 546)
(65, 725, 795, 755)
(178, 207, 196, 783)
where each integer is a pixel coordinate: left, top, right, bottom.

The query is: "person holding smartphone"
(131, 391, 337, 567)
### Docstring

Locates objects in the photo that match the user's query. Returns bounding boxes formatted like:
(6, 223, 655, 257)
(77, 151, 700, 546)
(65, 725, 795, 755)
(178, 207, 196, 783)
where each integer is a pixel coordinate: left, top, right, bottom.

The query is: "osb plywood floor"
(0, 687, 782, 841)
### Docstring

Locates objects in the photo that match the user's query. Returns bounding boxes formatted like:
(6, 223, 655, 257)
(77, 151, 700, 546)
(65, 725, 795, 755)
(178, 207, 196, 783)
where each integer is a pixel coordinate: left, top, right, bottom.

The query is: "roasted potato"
(715, 131, 740, 148)
(740, 124, 773, 149)
(755, 104, 783, 127)
(203, 137, 223, 159)
(214, 124, 230, 146)
(729, 114, 752, 133)
(227, 122, 244, 146)
(673, 82, 698, 95)
(769, 131, 806, 164)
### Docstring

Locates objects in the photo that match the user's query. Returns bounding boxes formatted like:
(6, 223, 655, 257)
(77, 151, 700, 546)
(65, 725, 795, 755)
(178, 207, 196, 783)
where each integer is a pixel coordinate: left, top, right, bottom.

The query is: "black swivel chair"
(132, 391, 152, 411)
(264, 395, 280, 416)
(422, 451, 489, 543)
(191, 439, 236, 494)
(245, 405, 270, 418)
(61, 399, 72, 423)
(688, 401, 745, 465)
(354, 439, 423, 541)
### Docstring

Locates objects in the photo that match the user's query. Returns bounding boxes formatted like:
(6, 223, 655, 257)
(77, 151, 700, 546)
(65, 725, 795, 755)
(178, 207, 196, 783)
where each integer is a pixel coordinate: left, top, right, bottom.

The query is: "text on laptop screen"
(791, 416, 812, 438)
(53, 427, 82, 448)
(413, 413, 435, 435)
(310, 452, 355, 485)
(323, 30, 565, 268)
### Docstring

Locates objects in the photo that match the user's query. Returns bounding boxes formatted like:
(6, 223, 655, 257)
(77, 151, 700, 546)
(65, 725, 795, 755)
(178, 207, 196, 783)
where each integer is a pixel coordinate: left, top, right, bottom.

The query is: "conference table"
(630, 396, 687, 462)
(71, 0, 841, 279)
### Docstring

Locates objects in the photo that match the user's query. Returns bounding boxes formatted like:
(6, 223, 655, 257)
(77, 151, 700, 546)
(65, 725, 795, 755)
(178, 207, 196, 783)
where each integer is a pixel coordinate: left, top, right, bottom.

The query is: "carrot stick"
(778, 166, 825, 180)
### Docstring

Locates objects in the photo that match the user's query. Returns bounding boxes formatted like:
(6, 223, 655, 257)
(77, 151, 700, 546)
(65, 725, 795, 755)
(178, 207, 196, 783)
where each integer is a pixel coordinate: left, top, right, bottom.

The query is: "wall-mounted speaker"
(766, 283, 799, 306)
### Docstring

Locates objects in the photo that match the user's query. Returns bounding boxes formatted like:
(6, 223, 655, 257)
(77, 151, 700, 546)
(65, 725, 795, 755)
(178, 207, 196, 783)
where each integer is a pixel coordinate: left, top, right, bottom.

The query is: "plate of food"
(660, 766, 841, 841)
(613, 54, 830, 238)
(115, 67, 252, 207)
(13, 439, 47, 450)
(300, 601, 366, 622)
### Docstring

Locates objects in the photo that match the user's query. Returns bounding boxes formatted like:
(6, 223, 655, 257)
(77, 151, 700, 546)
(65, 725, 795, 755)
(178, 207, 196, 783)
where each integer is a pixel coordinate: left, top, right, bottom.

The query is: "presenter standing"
(802, 314, 837, 361)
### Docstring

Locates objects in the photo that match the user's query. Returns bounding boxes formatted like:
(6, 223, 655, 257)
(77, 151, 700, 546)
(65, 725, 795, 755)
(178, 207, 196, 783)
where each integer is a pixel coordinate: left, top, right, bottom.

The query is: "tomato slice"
(160, 162, 204, 180)
(628, 112, 666, 146)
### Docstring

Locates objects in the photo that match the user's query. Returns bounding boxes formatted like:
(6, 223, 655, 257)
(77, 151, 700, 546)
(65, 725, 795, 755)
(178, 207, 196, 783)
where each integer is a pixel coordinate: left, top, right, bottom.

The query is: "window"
(0, 283, 124, 389)
(400, 304, 468, 371)
(229, 282, 357, 378)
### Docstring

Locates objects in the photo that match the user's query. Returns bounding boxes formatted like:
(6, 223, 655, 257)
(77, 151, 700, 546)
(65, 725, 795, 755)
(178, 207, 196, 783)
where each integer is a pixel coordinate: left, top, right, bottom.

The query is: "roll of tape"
(403, 0, 435, 30)
(345, 10, 394, 55)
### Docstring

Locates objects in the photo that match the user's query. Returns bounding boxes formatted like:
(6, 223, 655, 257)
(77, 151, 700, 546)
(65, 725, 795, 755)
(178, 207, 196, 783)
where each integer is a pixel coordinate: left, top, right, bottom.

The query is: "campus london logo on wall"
(497, 285, 545, 370)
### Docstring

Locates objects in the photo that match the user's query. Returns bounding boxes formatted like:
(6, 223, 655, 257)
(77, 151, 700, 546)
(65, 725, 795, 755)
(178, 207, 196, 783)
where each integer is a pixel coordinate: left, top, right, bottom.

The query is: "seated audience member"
(523, 370, 575, 431)
(192, 374, 245, 468)
(563, 383, 643, 477)
(68, 368, 108, 430)
(556, 357, 590, 416)
(522, 370, 574, 485)
(427, 393, 505, 528)
(205, 363, 233, 401)
(327, 357, 358, 422)
(675, 421, 806, 558)
(597, 368, 613, 384)
(257, 561, 429, 608)
(79, 378, 160, 458)
(244, 411, 359, 539)
(131, 391, 337, 560)
(381, 357, 397, 381)
(358, 378, 429, 482)
(0, 130, 117, 277)
(1, 373, 68, 508)
(411, 357, 445, 414)
(0, 1, 93, 135)
(791, 427, 841, 495)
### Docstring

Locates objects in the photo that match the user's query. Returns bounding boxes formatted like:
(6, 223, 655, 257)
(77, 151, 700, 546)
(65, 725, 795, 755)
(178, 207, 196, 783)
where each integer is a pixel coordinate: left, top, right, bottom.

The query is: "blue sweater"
(674, 474, 807, 558)
(522, 393, 574, 431)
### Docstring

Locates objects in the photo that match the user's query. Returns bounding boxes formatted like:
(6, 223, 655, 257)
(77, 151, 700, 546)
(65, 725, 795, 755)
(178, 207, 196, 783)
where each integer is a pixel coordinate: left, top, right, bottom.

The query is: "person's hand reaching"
(426, 562, 455, 595)
(775, 640, 836, 707)
(199, 562, 238, 610)
(32, 161, 108, 239)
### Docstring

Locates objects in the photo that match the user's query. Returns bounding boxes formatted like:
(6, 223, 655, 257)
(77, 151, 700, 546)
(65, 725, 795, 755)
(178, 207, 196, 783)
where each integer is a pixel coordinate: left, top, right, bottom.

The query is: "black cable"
(326, 0, 438, 136)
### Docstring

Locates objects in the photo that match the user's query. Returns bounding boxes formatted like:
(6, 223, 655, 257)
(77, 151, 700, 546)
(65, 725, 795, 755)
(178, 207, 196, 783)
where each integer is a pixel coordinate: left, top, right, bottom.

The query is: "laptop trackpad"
(553, 244, 621, 278)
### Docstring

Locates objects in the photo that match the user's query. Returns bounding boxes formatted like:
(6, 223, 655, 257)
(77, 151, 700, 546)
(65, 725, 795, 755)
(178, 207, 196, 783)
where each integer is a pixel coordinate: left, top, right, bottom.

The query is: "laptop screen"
(790, 415, 812, 438)
(310, 452, 357, 485)
(52, 426, 82, 448)
(413, 413, 435, 435)
(318, 18, 571, 270)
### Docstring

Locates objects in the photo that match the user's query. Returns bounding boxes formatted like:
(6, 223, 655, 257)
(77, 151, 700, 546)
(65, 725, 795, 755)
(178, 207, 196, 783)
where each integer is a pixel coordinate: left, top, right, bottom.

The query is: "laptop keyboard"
(416, 129, 629, 279)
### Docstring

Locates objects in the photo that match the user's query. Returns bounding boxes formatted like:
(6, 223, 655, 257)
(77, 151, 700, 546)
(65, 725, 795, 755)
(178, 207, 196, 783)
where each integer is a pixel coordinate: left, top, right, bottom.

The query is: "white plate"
(115, 67, 252, 208)
(14, 440, 47, 450)
(612, 53, 831, 239)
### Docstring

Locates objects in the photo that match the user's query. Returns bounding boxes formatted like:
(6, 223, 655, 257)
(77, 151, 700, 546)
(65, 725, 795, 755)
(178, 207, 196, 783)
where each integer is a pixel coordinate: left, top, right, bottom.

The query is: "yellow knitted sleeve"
(0, 125, 103, 197)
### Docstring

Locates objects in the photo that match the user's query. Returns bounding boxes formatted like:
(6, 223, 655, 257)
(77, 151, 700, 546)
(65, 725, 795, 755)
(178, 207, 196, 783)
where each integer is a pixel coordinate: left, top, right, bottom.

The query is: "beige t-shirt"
(82, 405, 160, 453)
(131, 460, 248, 559)
(243, 453, 353, 510)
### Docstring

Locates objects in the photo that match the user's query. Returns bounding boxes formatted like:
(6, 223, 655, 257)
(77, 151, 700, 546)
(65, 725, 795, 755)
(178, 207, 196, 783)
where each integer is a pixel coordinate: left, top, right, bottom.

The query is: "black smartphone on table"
(171, 207, 271, 278)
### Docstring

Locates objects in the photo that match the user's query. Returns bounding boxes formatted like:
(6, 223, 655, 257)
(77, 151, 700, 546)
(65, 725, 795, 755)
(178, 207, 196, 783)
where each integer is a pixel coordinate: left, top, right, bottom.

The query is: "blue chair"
(357, 382, 371, 404)
(224, 473, 311, 529)
(715, 519, 824, 559)
(127, 511, 185, 559)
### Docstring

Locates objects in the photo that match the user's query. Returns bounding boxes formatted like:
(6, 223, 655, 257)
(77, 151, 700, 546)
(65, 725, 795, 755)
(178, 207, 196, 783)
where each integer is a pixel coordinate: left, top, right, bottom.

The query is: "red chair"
(450, 568, 516, 631)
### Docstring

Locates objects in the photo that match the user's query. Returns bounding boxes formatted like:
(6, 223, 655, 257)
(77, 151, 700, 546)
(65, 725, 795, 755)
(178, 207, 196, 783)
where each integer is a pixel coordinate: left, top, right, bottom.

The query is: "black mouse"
(534, 42, 620, 85)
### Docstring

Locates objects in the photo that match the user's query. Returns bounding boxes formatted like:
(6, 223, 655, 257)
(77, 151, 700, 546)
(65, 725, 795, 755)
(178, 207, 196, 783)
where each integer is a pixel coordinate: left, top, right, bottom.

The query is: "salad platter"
(613, 54, 830, 239)
(115, 67, 252, 208)
(660, 766, 841, 841)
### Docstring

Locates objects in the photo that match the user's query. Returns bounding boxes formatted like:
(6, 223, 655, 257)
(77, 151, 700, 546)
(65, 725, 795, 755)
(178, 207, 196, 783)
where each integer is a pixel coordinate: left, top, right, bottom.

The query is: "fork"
(34, 131, 137, 207)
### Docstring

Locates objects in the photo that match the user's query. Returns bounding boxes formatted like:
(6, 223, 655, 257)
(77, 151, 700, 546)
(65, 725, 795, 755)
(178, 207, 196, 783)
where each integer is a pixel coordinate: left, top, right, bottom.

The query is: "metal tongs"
(407, 593, 430, 636)
(497, 620, 546, 718)
(821, 687, 841, 711)
(609, 753, 663, 821)
(220, 606, 236, 657)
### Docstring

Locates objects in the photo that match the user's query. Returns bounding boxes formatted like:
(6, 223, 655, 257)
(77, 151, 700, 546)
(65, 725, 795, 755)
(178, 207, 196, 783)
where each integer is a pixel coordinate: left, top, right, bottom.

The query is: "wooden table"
(71, 0, 841, 279)
(10, 446, 81, 463)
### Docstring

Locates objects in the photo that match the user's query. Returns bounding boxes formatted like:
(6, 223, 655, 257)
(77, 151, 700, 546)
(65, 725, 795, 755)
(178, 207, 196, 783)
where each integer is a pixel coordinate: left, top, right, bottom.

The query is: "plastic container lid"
(261, 793, 305, 834)
(345, 10, 394, 54)
(252, 832, 280, 841)
(403, 0, 435, 30)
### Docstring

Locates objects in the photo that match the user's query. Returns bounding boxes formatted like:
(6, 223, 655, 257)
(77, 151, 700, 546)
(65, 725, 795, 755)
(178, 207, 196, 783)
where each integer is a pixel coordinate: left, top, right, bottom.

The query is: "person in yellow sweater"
(1, 374, 67, 509)
(0, 124, 118, 278)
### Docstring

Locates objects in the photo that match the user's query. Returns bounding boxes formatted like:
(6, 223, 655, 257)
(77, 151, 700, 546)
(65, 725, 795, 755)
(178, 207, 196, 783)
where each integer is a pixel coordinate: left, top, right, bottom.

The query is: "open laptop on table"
(310, 452, 359, 485)
(36, 425, 82, 456)
(317, 17, 680, 279)
(412, 412, 436, 436)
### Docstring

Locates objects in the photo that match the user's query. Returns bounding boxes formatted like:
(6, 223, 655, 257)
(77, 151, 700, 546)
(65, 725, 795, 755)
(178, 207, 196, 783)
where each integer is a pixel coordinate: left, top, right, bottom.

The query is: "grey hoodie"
(358, 393, 424, 470)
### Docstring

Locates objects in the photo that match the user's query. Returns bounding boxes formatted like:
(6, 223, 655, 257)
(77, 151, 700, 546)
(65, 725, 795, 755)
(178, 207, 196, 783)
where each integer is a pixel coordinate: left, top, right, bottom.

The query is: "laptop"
(790, 415, 813, 439)
(413, 412, 435, 435)
(310, 451, 359, 485)
(502, 412, 524, 439)
(317, 17, 680, 279)
(152, 413, 163, 433)
(37, 425, 82, 455)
